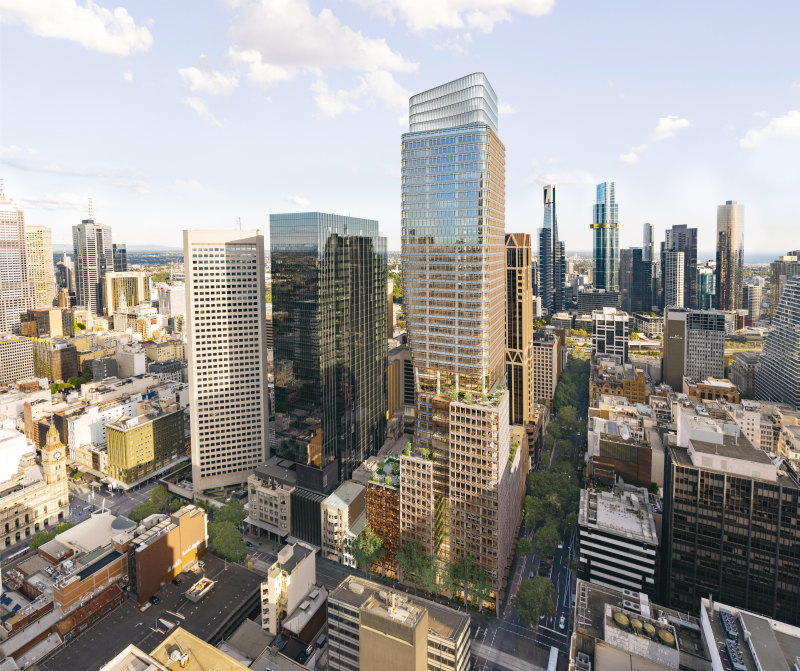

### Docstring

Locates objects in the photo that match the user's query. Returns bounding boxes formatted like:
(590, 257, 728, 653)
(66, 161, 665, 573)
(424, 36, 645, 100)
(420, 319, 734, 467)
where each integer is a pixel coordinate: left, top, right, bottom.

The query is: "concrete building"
(587, 408, 656, 489)
(728, 350, 759, 397)
(531, 329, 562, 406)
(72, 217, 114, 317)
(551, 312, 573, 331)
(0, 422, 69, 548)
(506, 232, 535, 424)
(716, 200, 744, 311)
(247, 468, 294, 543)
(577, 288, 621, 312)
(106, 399, 185, 486)
(327, 575, 470, 671)
(20, 307, 74, 338)
(32, 337, 78, 382)
(185, 230, 269, 490)
(633, 313, 664, 338)
(147, 359, 185, 383)
(144, 338, 184, 362)
(768, 251, 800, 317)
(578, 485, 658, 596)
(156, 283, 185, 317)
(683, 377, 739, 403)
(24, 224, 55, 308)
(663, 250, 685, 309)
(664, 416, 800, 624)
(592, 307, 629, 363)
(320, 481, 365, 567)
(102, 271, 146, 316)
(662, 308, 725, 390)
(590, 357, 648, 406)
(0, 334, 34, 385)
(261, 542, 317, 635)
(0, 188, 36, 333)
(116, 344, 146, 378)
(741, 282, 762, 324)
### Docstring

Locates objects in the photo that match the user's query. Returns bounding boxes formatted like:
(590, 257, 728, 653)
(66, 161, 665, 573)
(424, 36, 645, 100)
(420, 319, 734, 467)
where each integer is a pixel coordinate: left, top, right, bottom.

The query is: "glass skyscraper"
(662, 224, 698, 309)
(591, 181, 619, 291)
(696, 264, 716, 309)
(271, 212, 387, 491)
(716, 200, 745, 311)
(538, 185, 565, 313)
(401, 73, 517, 611)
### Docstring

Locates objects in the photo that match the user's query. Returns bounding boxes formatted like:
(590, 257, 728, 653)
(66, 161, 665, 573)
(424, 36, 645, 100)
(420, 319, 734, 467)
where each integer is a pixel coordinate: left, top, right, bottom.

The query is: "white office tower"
(591, 307, 629, 363)
(0, 187, 36, 333)
(663, 250, 685, 309)
(185, 230, 269, 490)
(25, 224, 56, 308)
(73, 217, 113, 316)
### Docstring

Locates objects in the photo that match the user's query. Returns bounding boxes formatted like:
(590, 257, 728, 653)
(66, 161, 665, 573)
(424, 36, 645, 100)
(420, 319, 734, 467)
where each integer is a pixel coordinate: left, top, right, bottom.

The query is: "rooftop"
(579, 486, 657, 545)
(322, 481, 364, 510)
(150, 627, 250, 671)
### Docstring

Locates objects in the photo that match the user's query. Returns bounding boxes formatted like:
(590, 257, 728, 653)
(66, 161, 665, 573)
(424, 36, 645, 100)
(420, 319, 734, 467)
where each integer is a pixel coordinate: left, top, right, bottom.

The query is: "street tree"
(208, 521, 246, 563)
(513, 577, 556, 627)
(351, 525, 385, 575)
(517, 538, 532, 555)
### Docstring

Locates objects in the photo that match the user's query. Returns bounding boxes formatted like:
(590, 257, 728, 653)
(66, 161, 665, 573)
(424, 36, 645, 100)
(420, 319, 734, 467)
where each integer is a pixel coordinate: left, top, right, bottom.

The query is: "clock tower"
(42, 423, 67, 487)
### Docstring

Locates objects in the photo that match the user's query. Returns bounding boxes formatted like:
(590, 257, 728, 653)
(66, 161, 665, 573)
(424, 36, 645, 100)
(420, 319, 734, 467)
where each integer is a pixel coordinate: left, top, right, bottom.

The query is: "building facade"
(271, 212, 387, 490)
(696, 263, 716, 310)
(755, 275, 800, 409)
(662, 308, 725, 390)
(591, 182, 619, 292)
(663, 224, 698, 309)
(0, 188, 36, 333)
(716, 200, 745, 311)
(531, 329, 562, 405)
(102, 271, 146, 315)
(185, 230, 269, 490)
(0, 334, 34, 385)
(768, 251, 800, 317)
(538, 185, 565, 313)
(592, 307, 629, 363)
(506, 233, 534, 425)
(24, 224, 55, 308)
(663, 250, 685, 309)
(72, 219, 114, 316)
(619, 247, 652, 314)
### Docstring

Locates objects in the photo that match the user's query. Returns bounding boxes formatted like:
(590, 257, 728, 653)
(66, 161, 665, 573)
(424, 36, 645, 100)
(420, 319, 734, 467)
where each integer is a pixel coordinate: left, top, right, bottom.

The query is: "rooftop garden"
(370, 455, 401, 486)
(402, 438, 433, 462)
(509, 441, 519, 472)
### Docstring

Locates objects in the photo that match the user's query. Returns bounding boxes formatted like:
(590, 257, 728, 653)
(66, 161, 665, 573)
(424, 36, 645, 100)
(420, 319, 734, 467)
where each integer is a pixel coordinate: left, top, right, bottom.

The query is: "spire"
(46, 421, 62, 448)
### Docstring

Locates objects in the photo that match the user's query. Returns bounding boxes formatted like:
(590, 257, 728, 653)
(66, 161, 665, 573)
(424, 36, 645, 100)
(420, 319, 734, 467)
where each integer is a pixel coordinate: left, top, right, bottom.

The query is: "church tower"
(42, 423, 67, 488)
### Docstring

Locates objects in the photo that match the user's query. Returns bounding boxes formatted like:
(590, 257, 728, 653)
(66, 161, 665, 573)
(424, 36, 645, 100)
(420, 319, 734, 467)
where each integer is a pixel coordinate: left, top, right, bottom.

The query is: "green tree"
(535, 522, 560, 561)
(208, 520, 246, 562)
(351, 525, 385, 575)
(129, 485, 179, 522)
(517, 537, 531, 556)
(29, 522, 74, 550)
(397, 542, 433, 593)
(215, 497, 245, 525)
(513, 578, 556, 627)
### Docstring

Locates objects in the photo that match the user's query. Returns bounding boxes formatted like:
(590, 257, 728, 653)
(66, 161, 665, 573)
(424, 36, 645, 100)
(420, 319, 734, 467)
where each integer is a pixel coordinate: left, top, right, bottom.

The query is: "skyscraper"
(591, 307, 629, 363)
(538, 185, 565, 313)
(662, 308, 725, 390)
(112, 243, 127, 272)
(742, 283, 762, 324)
(642, 222, 654, 262)
(716, 201, 744, 311)
(755, 275, 800, 409)
(663, 250, 685, 308)
(401, 73, 517, 610)
(0, 187, 35, 333)
(663, 224, 698, 308)
(591, 182, 620, 291)
(768, 251, 800, 318)
(619, 248, 652, 314)
(696, 263, 716, 309)
(185, 230, 269, 491)
(72, 217, 113, 316)
(271, 212, 387, 490)
(506, 233, 534, 425)
(25, 224, 55, 308)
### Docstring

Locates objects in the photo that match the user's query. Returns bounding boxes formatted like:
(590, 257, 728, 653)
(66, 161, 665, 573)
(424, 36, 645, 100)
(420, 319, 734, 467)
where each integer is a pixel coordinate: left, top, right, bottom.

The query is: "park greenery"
(29, 522, 75, 550)
(351, 524, 384, 575)
(513, 577, 556, 628)
(128, 485, 181, 522)
(50, 369, 93, 394)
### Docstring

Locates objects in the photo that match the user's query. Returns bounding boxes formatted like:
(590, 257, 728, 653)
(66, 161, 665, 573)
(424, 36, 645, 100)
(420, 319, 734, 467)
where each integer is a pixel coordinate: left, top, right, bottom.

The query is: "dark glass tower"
(716, 201, 744, 311)
(620, 248, 652, 314)
(112, 243, 127, 272)
(538, 185, 565, 313)
(591, 182, 619, 291)
(271, 212, 387, 491)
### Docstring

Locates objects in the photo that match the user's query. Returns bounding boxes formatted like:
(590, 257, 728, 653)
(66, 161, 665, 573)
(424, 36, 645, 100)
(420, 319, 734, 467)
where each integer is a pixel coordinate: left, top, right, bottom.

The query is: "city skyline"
(2, 1, 800, 256)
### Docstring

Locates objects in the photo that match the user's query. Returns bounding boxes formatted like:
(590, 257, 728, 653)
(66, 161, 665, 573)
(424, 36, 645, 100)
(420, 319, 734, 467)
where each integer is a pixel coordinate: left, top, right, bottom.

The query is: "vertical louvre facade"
(591, 182, 619, 292)
(505, 233, 533, 426)
(271, 213, 387, 489)
(185, 230, 269, 490)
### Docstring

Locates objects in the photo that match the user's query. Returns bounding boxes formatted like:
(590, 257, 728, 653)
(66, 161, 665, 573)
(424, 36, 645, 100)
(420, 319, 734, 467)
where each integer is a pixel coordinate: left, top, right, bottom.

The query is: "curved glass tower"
(591, 182, 619, 291)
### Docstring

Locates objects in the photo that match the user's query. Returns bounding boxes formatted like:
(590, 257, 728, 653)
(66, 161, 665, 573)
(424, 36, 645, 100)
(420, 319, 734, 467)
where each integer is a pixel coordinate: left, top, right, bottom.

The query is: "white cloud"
(349, 0, 554, 32)
(20, 192, 86, 211)
(312, 80, 361, 117)
(753, 110, 767, 118)
(179, 55, 238, 95)
(652, 115, 692, 141)
(498, 103, 515, 115)
(619, 115, 691, 164)
(123, 71, 133, 82)
(524, 168, 596, 187)
(229, 0, 417, 75)
(182, 98, 223, 127)
(312, 70, 410, 117)
(792, 82, 800, 89)
(0, 0, 152, 55)
(285, 195, 310, 208)
(740, 110, 800, 148)
(0, 145, 149, 193)
(227, 47, 294, 87)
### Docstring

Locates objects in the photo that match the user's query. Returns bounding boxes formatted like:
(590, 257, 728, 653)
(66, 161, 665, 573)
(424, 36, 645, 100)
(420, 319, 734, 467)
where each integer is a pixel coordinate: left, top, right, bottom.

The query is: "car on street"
(559, 615, 566, 629)
(529, 571, 535, 579)
(246, 541, 255, 547)
(171, 578, 182, 586)
(558, 541, 564, 550)
(150, 595, 160, 606)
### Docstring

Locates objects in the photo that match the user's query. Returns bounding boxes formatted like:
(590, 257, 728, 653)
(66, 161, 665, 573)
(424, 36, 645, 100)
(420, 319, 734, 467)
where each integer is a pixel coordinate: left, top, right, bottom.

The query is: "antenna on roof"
(237, 216, 242, 231)
(87, 197, 95, 221)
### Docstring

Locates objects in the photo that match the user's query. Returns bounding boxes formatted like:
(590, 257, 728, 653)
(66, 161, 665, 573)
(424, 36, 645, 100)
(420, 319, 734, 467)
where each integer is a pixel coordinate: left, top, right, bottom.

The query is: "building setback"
(185, 230, 269, 490)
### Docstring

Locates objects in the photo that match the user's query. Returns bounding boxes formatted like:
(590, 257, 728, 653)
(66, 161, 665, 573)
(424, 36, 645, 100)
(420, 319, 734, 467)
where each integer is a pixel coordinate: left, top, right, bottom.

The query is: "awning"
(244, 516, 288, 537)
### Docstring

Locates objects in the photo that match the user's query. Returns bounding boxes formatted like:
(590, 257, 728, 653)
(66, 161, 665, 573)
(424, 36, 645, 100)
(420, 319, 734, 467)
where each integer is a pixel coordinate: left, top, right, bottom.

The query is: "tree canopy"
(29, 522, 75, 550)
(208, 521, 246, 562)
(513, 578, 556, 627)
(351, 525, 385, 574)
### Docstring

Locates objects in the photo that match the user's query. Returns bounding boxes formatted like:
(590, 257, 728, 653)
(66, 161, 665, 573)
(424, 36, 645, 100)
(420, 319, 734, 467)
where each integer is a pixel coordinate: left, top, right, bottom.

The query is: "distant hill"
(126, 245, 182, 252)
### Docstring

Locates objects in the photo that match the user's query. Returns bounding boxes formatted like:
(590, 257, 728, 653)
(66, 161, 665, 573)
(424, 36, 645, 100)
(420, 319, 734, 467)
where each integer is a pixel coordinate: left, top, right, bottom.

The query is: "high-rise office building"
(401, 73, 517, 610)
(696, 263, 716, 309)
(506, 233, 534, 425)
(112, 243, 127, 272)
(663, 250, 685, 308)
(24, 224, 55, 308)
(0, 187, 36, 333)
(642, 222, 654, 262)
(102, 271, 147, 315)
(742, 283, 762, 324)
(591, 181, 620, 291)
(531, 329, 562, 405)
(662, 308, 725, 390)
(73, 218, 113, 316)
(185, 230, 269, 490)
(664, 420, 800, 624)
(538, 185, 565, 313)
(591, 307, 629, 363)
(755, 276, 800, 409)
(619, 248, 652, 314)
(716, 201, 745, 311)
(271, 212, 387, 490)
(768, 251, 800, 318)
(662, 224, 698, 308)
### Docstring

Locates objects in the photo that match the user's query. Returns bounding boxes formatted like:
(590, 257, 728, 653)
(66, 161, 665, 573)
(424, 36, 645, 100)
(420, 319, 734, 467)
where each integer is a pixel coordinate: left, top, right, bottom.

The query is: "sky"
(1, 0, 799, 259)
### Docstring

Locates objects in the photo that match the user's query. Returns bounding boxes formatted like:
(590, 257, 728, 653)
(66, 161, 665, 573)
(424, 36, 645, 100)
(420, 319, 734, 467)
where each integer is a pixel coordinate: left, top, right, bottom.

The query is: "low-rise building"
(147, 358, 186, 383)
(261, 542, 317, 636)
(578, 485, 659, 597)
(0, 334, 34, 386)
(247, 468, 294, 543)
(328, 575, 470, 671)
(590, 357, 649, 406)
(728, 350, 759, 398)
(633, 312, 664, 338)
(144, 339, 185, 363)
(682, 377, 740, 404)
(321, 481, 365, 567)
(116, 345, 146, 378)
(31, 337, 78, 382)
(20, 308, 74, 339)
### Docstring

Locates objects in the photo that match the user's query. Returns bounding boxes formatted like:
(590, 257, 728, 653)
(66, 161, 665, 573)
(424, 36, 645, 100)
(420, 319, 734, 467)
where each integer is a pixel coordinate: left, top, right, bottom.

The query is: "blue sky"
(1, 0, 799, 258)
